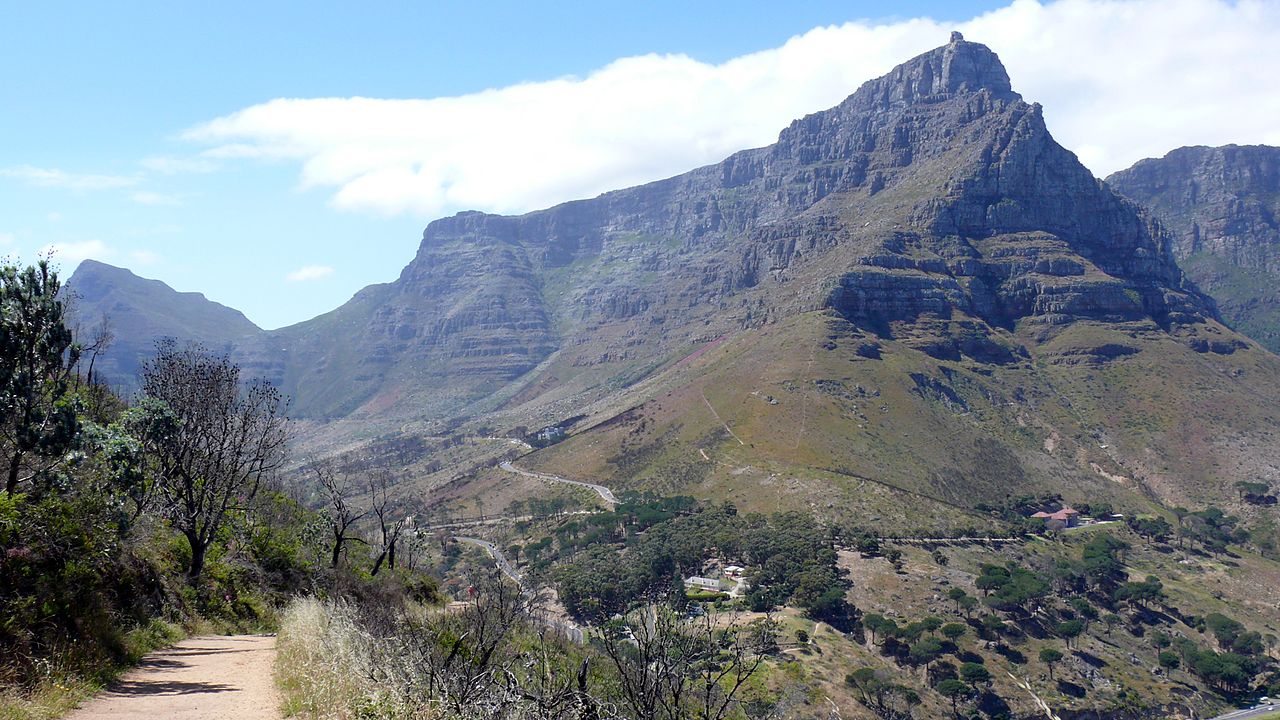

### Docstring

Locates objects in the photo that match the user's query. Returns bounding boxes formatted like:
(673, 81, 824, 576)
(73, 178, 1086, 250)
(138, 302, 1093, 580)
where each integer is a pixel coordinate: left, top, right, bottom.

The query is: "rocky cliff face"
(1108, 145, 1280, 351)
(74, 35, 1225, 423)
(68, 35, 1280, 513)
(320, 32, 1212, 423)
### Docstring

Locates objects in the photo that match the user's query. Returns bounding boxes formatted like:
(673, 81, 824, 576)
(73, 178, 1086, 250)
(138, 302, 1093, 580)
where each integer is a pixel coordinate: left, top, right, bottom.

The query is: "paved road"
(500, 461, 618, 505)
(455, 535, 585, 644)
(878, 536, 1022, 546)
(1209, 704, 1278, 720)
(65, 636, 280, 720)
(456, 536, 523, 584)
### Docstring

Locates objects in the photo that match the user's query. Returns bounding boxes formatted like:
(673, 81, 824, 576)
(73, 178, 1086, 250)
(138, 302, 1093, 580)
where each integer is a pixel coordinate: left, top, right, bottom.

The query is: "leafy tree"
(959, 662, 991, 686)
(941, 623, 967, 642)
(1128, 516, 1173, 543)
(1158, 651, 1180, 670)
(910, 638, 945, 675)
(1057, 619, 1085, 648)
(980, 613, 1006, 639)
(1069, 597, 1100, 630)
(977, 563, 1050, 613)
(886, 548, 904, 571)
(1234, 481, 1269, 499)
(1040, 647, 1064, 679)
(935, 678, 971, 716)
(863, 613, 888, 644)
(1204, 613, 1264, 656)
(140, 342, 289, 581)
(1082, 533, 1129, 590)
(1103, 613, 1123, 637)
(0, 260, 80, 495)
(1113, 575, 1165, 611)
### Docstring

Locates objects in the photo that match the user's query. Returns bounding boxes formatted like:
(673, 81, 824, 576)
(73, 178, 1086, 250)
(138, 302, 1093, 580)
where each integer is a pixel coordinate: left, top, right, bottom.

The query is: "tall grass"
(275, 597, 410, 719)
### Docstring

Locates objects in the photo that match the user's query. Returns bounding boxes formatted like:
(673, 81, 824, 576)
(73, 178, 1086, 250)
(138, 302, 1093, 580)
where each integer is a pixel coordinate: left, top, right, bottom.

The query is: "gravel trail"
(65, 635, 280, 720)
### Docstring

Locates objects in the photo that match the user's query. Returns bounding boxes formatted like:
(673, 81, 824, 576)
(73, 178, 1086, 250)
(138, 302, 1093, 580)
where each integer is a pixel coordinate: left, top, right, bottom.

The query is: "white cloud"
(131, 191, 183, 206)
(0, 232, 13, 247)
(185, 0, 1280, 218)
(140, 156, 219, 174)
(39, 239, 112, 265)
(0, 165, 137, 191)
(285, 265, 334, 282)
(47, 212, 63, 223)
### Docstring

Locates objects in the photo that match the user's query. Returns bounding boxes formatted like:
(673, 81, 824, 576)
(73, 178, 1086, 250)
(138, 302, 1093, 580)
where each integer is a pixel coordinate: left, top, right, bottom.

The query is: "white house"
(684, 576, 724, 592)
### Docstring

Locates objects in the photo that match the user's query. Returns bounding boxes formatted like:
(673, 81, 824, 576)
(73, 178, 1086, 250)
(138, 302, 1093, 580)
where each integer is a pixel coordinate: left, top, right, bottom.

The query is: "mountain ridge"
(1108, 143, 1280, 352)
(67, 34, 1280, 517)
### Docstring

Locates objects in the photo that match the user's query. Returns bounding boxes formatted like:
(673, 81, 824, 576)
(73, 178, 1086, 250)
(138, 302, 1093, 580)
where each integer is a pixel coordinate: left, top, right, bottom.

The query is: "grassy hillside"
(516, 310, 1280, 531)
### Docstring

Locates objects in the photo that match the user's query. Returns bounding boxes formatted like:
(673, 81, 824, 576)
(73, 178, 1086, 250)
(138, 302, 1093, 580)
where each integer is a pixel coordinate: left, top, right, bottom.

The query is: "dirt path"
(66, 635, 280, 720)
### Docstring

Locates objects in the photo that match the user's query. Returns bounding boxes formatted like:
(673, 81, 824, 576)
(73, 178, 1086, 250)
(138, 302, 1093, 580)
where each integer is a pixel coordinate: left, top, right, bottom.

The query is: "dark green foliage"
(1039, 647, 1064, 679)
(935, 678, 972, 714)
(1158, 651, 1181, 670)
(0, 260, 340, 694)
(554, 506, 855, 625)
(0, 260, 80, 496)
(959, 662, 991, 685)
(1175, 637, 1260, 694)
(1057, 619, 1085, 648)
(844, 666, 921, 717)
(1127, 516, 1173, 543)
(976, 563, 1049, 613)
(909, 638, 945, 671)
(1204, 613, 1265, 656)
(1081, 533, 1129, 590)
(1179, 507, 1247, 554)
(1112, 575, 1165, 610)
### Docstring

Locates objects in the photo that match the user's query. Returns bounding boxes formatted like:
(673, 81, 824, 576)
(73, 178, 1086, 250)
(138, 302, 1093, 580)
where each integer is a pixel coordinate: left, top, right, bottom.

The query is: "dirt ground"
(65, 635, 280, 720)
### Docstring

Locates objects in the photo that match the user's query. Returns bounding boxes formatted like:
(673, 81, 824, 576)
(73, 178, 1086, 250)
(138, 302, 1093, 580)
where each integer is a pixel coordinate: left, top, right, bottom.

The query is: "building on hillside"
(1031, 506, 1081, 528)
(684, 576, 725, 592)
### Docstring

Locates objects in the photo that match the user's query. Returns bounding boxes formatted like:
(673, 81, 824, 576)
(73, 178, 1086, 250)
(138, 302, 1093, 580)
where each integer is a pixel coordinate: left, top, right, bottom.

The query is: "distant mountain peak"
(849, 33, 1019, 110)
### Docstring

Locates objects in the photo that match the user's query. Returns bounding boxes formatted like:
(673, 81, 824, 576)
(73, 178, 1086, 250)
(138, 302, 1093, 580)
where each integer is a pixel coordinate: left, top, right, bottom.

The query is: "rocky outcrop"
(1108, 145, 1280, 351)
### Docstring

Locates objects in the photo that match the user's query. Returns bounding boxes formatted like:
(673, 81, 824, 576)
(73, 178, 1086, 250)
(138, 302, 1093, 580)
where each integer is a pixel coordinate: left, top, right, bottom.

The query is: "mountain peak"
(884, 33, 1017, 103)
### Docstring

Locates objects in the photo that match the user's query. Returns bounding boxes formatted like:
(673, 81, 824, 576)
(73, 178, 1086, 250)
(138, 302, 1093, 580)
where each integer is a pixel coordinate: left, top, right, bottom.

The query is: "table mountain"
(1108, 145, 1280, 352)
(69, 35, 1280, 515)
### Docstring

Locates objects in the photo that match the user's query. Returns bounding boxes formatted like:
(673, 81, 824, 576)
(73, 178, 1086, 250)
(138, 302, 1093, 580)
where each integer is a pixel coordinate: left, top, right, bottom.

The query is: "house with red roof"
(1031, 506, 1081, 528)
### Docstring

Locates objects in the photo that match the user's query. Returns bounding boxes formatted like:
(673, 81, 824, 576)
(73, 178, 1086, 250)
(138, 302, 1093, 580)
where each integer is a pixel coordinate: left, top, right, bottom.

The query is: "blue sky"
(3, 1, 1278, 328)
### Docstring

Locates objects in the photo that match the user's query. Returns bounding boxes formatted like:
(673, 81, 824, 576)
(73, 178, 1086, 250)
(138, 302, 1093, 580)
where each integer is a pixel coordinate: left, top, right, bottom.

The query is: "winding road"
(499, 461, 618, 505)
(1209, 704, 1278, 720)
(455, 535, 585, 645)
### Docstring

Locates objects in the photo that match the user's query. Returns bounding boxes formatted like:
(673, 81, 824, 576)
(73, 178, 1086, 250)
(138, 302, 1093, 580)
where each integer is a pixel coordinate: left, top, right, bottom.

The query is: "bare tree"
(141, 341, 289, 581)
(600, 603, 772, 720)
(311, 461, 368, 568)
(368, 467, 407, 576)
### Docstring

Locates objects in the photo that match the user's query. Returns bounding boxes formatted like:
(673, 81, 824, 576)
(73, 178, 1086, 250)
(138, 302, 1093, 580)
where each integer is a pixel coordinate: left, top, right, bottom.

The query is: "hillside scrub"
(0, 260, 324, 709)
(276, 569, 780, 720)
